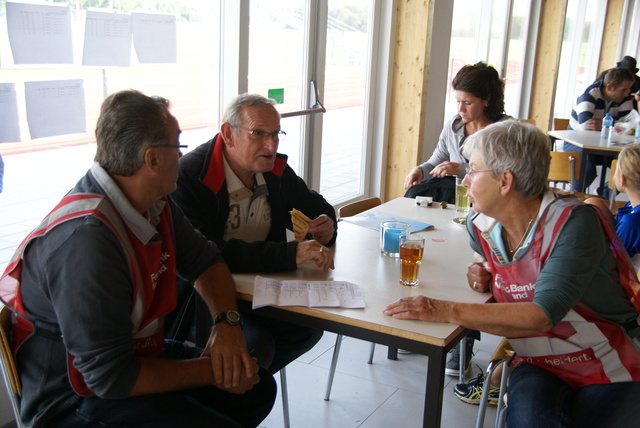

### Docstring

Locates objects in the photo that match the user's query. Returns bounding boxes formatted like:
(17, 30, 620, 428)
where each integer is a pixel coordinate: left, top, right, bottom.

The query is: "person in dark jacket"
(171, 93, 336, 374)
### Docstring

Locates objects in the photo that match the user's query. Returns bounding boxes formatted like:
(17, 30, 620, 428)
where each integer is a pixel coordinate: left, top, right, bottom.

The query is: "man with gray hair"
(2, 89, 276, 427)
(172, 93, 336, 375)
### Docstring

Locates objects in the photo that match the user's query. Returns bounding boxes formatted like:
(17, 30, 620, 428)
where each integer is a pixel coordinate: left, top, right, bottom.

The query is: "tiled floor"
(0, 144, 505, 427)
(260, 333, 502, 428)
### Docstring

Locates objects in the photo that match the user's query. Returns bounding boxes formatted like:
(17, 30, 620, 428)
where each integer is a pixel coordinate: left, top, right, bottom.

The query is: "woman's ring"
(319, 246, 324, 253)
(472, 282, 478, 290)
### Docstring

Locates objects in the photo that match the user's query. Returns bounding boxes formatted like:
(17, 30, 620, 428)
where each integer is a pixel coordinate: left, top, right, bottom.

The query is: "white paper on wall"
(82, 9, 132, 67)
(25, 80, 86, 139)
(6, 1, 74, 65)
(131, 11, 177, 64)
(0, 84, 21, 144)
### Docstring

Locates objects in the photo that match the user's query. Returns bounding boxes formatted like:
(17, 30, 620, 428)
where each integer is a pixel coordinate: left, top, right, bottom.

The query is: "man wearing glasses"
(171, 93, 336, 376)
(4, 90, 275, 427)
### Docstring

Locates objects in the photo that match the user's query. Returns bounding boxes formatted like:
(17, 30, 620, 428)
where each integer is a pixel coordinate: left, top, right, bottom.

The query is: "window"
(445, 0, 533, 121)
(0, 1, 221, 153)
(553, 0, 606, 120)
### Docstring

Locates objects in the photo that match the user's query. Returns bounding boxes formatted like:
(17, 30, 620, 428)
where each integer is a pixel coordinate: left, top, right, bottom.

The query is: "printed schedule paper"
(252, 276, 365, 309)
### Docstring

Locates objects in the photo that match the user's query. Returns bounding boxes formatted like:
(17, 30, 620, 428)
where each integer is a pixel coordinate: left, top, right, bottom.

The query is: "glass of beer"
(455, 175, 471, 214)
(399, 234, 425, 286)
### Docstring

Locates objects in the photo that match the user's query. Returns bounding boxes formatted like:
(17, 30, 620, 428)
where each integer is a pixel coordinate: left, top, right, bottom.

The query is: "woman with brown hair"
(404, 62, 510, 203)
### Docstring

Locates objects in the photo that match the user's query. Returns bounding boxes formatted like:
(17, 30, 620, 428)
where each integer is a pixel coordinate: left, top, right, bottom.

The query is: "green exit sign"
(268, 88, 285, 104)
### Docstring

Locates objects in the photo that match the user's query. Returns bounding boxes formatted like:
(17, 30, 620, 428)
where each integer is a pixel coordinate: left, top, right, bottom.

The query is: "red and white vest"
(474, 195, 640, 388)
(0, 193, 177, 396)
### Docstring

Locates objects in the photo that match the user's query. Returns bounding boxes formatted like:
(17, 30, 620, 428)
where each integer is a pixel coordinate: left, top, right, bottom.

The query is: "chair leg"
(368, 342, 375, 364)
(459, 337, 467, 384)
(324, 334, 343, 401)
(475, 358, 503, 428)
(280, 368, 290, 428)
(494, 364, 511, 428)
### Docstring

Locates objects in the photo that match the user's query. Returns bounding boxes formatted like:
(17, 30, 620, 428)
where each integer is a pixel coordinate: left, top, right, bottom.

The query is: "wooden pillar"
(384, 0, 433, 201)
(598, 0, 625, 74)
(528, 0, 567, 133)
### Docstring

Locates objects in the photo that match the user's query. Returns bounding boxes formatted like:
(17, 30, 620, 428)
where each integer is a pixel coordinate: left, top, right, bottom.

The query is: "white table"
(231, 197, 489, 427)
(548, 129, 636, 192)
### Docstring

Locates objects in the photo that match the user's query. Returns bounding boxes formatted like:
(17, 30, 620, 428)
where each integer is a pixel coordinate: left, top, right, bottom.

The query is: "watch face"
(226, 310, 241, 324)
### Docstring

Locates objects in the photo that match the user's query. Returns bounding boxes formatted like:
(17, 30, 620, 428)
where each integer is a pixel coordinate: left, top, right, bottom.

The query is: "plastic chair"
(475, 338, 514, 428)
(325, 197, 381, 401)
(0, 305, 24, 428)
(548, 151, 580, 194)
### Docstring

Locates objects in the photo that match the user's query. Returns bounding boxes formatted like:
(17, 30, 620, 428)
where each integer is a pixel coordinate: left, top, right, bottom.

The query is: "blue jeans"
(47, 340, 277, 428)
(506, 363, 640, 428)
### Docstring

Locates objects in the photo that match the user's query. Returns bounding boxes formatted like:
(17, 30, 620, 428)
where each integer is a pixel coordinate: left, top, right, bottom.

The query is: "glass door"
(245, 0, 375, 204)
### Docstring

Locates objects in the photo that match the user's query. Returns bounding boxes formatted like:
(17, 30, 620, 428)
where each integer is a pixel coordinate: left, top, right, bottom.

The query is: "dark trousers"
(166, 282, 323, 374)
(47, 340, 276, 428)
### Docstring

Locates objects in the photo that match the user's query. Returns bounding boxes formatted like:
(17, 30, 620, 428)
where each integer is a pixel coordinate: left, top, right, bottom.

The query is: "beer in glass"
(399, 234, 425, 286)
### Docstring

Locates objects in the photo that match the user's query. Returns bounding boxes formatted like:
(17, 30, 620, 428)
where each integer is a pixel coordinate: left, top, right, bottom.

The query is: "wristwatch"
(213, 309, 242, 328)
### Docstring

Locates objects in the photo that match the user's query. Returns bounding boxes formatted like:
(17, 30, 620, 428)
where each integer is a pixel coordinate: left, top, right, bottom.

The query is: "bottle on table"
(601, 113, 614, 140)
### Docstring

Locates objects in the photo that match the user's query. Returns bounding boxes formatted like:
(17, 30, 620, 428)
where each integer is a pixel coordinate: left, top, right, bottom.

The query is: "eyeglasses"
(465, 168, 492, 182)
(236, 125, 286, 142)
(152, 144, 188, 150)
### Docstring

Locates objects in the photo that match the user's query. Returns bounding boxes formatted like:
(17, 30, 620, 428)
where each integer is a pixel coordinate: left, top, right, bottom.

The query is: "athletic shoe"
(445, 338, 474, 377)
(453, 372, 499, 405)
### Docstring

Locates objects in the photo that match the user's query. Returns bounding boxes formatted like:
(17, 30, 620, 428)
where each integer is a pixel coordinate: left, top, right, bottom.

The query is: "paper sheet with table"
(252, 275, 365, 309)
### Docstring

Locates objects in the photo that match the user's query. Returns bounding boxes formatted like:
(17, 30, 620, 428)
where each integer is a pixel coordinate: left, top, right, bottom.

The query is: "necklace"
(504, 214, 537, 257)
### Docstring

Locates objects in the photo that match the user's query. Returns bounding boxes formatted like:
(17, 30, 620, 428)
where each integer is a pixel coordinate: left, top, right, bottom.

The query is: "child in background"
(586, 143, 640, 270)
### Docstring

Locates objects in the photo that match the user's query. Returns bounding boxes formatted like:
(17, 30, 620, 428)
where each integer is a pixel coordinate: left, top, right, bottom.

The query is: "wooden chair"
(549, 118, 570, 151)
(337, 197, 382, 220)
(0, 305, 24, 428)
(325, 197, 381, 401)
(548, 151, 580, 194)
(552, 118, 570, 130)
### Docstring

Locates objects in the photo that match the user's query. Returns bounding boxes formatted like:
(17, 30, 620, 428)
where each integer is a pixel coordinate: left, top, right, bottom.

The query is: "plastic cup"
(380, 221, 410, 257)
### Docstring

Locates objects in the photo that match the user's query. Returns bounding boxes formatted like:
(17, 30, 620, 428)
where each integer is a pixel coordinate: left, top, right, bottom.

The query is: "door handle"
(280, 80, 326, 118)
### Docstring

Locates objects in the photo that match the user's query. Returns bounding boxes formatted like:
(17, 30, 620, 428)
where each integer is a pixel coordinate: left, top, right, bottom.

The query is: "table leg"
(387, 347, 398, 360)
(577, 150, 588, 193)
(423, 347, 446, 428)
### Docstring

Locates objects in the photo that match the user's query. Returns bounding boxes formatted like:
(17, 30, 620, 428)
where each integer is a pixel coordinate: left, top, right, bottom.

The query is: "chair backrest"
(553, 118, 570, 130)
(548, 151, 580, 193)
(0, 305, 23, 427)
(520, 118, 536, 126)
(337, 197, 382, 220)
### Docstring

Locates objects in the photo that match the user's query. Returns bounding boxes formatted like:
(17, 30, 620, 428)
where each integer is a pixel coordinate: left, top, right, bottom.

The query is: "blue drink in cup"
(380, 221, 411, 257)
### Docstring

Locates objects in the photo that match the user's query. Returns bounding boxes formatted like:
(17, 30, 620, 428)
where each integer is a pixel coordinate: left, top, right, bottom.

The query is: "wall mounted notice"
(131, 12, 177, 63)
(25, 80, 86, 139)
(6, 1, 73, 65)
(82, 9, 132, 67)
(0, 84, 21, 143)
